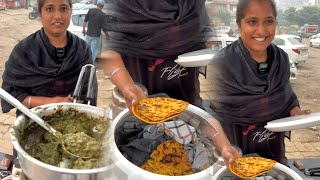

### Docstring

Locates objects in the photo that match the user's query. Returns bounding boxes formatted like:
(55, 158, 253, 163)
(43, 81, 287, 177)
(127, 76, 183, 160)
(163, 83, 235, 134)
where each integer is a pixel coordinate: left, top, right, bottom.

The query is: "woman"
(1, 0, 97, 114)
(101, 0, 213, 109)
(209, 0, 310, 165)
(101, 0, 240, 165)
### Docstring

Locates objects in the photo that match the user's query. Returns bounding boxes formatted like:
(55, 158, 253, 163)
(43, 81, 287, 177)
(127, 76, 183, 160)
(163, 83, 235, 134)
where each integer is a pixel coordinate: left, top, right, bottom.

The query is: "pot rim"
(10, 102, 116, 174)
(211, 163, 303, 180)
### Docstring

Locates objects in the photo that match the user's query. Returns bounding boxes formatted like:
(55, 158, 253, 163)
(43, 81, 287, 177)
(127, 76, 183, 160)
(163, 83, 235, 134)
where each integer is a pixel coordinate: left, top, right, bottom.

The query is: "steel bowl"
(10, 103, 123, 180)
(111, 104, 225, 180)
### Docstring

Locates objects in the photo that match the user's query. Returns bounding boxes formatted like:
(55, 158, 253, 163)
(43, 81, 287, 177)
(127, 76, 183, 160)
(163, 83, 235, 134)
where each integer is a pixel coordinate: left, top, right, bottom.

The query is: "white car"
(68, 10, 87, 40)
(272, 35, 308, 65)
(310, 32, 320, 39)
(213, 26, 232, 35)
(72, 0, 95, 10)
(309, 33, 320, 48)
(207, 36, 238, 51)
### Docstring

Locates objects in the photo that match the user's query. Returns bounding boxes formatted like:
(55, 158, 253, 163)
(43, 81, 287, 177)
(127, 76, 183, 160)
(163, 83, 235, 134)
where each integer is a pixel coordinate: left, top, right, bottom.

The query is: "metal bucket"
(110, 105, 225, 180)
(10, 103, 124, 180)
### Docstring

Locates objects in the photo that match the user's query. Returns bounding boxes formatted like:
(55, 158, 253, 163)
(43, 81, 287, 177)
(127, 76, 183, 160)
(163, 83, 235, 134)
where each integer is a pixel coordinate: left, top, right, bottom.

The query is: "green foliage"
(216, 7, 231, 26)
(277, 9, 287, 26)
(277, 6, 320, 26)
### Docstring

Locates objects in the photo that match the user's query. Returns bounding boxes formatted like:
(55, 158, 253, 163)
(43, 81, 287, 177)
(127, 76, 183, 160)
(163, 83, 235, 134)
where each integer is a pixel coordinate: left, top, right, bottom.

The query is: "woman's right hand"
(122, 84, 146, 111)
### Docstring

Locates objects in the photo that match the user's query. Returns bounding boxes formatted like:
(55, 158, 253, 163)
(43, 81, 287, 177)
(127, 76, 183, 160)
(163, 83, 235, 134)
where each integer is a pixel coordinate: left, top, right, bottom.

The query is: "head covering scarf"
(210, 38, 299, 125)
(1, 28, 95, 113)
(104, 0, 211, 60)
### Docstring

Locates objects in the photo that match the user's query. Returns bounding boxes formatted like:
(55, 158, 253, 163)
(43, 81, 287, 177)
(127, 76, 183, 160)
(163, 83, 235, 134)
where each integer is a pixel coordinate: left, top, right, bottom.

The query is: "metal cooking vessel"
(212, 163, 303, 180)
(10, 103, 122, 180)
(111, 105, 225, 180)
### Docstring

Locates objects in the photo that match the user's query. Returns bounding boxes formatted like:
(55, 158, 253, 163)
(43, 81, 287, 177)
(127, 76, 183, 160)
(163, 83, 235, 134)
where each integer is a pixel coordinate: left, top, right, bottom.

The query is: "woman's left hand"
(289, 106, 311, 116)
(220, 145, 241, 165)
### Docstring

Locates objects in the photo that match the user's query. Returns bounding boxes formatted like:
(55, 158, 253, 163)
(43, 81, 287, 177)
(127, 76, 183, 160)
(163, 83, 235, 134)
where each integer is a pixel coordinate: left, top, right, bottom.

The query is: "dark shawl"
(210, 38, 299, 125)
(1, 28, 96, 113)
(103, 0, 211, 60)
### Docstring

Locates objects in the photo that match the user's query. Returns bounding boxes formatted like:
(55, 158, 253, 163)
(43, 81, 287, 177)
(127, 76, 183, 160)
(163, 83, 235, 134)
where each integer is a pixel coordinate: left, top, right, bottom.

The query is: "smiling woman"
(1, 0, 97, 118)
(209, 0, 311, 167)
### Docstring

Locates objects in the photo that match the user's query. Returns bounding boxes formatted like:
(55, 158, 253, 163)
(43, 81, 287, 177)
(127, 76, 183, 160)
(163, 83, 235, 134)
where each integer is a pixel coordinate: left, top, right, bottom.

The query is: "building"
(205, 0, 238, 28)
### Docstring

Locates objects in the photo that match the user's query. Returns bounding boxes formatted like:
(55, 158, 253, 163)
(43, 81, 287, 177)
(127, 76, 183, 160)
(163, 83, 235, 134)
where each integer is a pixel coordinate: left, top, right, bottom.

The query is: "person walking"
(82, 1, 107, 64)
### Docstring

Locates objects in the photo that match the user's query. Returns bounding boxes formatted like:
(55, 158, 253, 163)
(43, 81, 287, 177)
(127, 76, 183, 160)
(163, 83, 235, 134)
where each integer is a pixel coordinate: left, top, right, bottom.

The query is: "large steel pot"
(111, 105, 225, 180)
(10, 103, 124, 180)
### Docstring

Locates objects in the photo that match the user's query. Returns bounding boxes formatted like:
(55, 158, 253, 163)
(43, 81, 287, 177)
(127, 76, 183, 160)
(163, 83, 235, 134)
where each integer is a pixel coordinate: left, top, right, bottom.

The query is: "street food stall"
(5, 54, 320, 180)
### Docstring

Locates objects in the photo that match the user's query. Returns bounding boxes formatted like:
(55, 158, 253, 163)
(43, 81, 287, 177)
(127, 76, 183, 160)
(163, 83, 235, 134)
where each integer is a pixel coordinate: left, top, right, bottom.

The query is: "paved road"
(0, 9, 319, 163)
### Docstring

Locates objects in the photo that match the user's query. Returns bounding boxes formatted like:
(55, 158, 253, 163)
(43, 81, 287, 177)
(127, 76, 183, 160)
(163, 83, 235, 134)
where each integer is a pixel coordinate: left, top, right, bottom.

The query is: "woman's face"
(40, 0, 71, 36)
(239, 1, 276, 55)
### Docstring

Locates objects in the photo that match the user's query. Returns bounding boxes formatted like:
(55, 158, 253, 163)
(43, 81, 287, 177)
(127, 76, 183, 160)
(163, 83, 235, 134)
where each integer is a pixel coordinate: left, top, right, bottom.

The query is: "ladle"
(0, 88, 92, 159)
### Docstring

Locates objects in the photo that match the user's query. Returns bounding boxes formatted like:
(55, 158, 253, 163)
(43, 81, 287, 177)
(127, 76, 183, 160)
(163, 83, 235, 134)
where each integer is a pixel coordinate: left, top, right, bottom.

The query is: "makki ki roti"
(228, 156, 276, 178)
(132, 97, 189, 124)
(140, 140, 194, 176)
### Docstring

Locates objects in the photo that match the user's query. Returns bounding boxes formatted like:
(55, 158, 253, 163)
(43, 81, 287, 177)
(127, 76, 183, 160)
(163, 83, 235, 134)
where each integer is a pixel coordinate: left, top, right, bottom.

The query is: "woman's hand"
(220, 145, 241, 165)
(122, 84, 146, 111)
(289, 106, 311, 116)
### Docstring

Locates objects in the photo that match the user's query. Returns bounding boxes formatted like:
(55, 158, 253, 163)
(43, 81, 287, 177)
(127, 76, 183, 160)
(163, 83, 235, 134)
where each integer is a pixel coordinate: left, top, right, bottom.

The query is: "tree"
(276, 9, 287, 27)
(297, 6, 320, 26)
(283, 6, 320, 26)
(283, 7, 298, 25)
(216, 8, 231, 26)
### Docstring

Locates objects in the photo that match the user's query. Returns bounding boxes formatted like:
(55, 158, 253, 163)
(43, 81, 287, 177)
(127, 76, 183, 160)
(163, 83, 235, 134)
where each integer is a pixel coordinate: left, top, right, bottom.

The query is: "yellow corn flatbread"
(132, 97, 189, 124)
(140, 140, 194, 176)
(228, 157, 276, 178)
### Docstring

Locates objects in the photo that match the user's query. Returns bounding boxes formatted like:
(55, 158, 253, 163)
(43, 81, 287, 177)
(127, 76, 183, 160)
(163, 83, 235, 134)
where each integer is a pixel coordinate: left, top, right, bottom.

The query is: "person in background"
(82, 0, 108, 64)
(1, 0, 97, 115)
(100, 0, 241, 165)
(209, 0, 310, 165)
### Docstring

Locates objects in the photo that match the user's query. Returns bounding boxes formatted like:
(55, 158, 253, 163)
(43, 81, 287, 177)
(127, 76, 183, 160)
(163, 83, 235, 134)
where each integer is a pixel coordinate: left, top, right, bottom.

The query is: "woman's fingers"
(221, 146, 241, 165)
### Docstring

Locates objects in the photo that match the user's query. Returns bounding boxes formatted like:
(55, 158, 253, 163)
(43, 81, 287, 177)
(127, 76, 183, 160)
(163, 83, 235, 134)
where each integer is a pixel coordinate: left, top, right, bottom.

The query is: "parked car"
(72, 0, 95, 10)
(272, 35, 308, 65)
(213, 26, 232, 35)
(206, 36, 238, 51)
(68, 9, 87, 40)
(310, 33, 320, 39)
(309, 33, 320, 48)
(284, 34, 302, 43)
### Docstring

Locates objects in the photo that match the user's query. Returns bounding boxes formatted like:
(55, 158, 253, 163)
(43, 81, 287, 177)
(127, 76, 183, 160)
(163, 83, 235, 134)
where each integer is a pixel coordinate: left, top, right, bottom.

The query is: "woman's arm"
(100, 50, 146, 109)
(205, 118, 241, 165)
(22, 95, 73, 108)
(289, 106, 311, 116)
